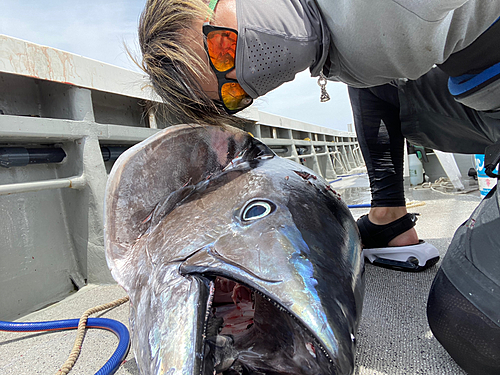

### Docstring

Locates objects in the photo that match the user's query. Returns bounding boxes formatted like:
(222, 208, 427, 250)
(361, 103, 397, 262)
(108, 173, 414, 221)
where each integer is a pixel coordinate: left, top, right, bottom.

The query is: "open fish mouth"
(198, 275, 335, 375)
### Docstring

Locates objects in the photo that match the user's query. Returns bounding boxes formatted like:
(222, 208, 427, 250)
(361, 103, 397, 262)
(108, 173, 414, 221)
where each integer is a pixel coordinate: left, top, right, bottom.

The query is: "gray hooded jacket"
(235, 0, 500, 111)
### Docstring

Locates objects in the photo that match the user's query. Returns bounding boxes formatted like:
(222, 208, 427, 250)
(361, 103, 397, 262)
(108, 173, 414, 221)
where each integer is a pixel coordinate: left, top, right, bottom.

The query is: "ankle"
(369, 206, 408, 225)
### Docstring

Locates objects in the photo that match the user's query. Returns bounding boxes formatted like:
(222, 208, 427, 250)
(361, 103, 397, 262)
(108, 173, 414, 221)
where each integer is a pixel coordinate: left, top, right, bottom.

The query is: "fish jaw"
(179, 227, 357, 374)
(130, 264, 213, 375)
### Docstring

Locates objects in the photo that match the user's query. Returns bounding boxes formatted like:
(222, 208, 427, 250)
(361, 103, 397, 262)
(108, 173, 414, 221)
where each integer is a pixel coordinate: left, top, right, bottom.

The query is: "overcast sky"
(0, 0, 354, 131)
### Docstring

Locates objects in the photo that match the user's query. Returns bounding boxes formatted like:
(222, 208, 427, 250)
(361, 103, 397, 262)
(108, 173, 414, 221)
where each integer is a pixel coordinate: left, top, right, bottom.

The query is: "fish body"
(105, 124, 364, 374)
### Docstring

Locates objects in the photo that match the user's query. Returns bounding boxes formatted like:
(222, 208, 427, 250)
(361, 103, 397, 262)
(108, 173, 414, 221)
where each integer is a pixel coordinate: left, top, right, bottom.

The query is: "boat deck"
(0, 174, 483, 374)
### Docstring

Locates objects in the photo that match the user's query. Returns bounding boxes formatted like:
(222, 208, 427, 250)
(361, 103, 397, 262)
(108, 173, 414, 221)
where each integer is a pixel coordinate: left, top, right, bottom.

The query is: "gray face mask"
(235, 0, 329, 99)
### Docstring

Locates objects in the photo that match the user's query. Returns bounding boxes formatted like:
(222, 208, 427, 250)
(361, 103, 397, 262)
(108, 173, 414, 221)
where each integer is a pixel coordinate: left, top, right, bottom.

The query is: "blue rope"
(0, 318, 130, 375)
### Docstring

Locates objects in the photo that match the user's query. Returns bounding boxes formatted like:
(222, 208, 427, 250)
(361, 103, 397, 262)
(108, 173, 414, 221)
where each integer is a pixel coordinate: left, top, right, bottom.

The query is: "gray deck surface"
(0, 174, 483, 374)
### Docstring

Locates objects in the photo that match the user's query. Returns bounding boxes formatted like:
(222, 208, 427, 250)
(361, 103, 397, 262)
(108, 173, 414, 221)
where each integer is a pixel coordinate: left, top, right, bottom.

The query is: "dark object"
(270, 146, 288, 154)
(0, 147, 66, 168)
(427, 185, 500, 375)
(101, 146, 130, 162)
(413, 145, 429, 162)
(372, 252, 439, 272)
(468, 167, 478, 180)
(408, 144, 429, 163)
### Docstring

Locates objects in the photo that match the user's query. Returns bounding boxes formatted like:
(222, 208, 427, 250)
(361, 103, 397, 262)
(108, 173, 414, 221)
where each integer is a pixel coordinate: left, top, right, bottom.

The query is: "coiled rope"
(56, 296, 130, 375)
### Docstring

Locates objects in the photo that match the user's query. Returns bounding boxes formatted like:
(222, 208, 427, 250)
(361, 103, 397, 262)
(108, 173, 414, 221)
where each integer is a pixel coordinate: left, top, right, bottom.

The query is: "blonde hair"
(138, 0, 247, 127)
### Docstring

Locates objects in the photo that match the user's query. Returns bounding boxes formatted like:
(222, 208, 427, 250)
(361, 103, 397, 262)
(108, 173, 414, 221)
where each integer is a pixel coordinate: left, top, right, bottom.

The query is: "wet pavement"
(0, 173, 485, 375)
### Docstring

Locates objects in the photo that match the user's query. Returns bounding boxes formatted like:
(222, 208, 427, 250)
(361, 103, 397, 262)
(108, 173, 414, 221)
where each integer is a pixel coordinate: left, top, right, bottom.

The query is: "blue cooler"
(475, 154, 498, 197)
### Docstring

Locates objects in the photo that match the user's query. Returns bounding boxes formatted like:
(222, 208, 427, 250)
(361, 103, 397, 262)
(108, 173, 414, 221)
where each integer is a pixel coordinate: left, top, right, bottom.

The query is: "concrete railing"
(241, 108, 363, 181)
(0, 34, 363, 320)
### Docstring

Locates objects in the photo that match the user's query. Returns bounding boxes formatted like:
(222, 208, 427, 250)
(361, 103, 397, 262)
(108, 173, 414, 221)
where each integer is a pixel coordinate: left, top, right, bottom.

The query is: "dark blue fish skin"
(105, 124, 364, 375)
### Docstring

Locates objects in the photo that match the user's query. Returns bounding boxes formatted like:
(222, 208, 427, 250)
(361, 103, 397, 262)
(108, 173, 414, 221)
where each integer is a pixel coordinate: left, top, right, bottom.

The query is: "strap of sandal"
(357, 213, 419, 249)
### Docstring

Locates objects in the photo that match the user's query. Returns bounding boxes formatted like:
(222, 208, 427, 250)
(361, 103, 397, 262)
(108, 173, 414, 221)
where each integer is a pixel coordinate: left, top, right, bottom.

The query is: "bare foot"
(368, 206, 420, 247)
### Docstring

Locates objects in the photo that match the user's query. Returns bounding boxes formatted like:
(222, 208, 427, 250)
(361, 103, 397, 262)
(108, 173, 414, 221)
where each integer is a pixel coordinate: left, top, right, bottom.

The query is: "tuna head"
(105, 124, 364, 375)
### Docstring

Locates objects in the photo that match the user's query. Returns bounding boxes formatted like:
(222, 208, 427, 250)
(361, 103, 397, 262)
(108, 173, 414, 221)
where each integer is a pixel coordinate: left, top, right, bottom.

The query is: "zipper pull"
(318, 72, 331, 102)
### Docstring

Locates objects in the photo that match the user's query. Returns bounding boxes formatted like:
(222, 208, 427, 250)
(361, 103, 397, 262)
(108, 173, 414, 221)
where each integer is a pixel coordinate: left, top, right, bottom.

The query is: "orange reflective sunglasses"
(203, 24, 253, 114)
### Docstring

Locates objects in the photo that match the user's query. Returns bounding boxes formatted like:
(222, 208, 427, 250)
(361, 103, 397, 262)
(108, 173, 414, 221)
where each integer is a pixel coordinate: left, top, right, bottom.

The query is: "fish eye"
(242, 200, 275, 222)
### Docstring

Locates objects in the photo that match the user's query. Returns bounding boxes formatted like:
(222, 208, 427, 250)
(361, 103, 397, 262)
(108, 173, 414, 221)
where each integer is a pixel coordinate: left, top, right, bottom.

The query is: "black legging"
(348, 84, 405, 207)
(349, 68, 500, 208)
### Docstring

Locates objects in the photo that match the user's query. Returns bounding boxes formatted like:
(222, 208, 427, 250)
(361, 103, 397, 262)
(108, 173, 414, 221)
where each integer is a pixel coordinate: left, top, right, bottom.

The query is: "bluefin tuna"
(105, 124, 364, 374)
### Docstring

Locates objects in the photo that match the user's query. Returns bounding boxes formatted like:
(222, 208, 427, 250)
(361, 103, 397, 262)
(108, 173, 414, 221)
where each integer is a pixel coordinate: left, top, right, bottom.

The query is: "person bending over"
(137, 0, 500, 264)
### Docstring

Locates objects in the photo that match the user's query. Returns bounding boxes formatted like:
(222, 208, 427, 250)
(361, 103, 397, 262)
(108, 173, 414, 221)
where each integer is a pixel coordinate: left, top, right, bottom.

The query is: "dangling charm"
(317, 72, 330, 102)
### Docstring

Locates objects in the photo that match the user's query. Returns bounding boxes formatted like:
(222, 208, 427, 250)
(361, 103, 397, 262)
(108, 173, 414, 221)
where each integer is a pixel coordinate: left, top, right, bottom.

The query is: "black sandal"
(357, 213, 418, 249)
(357, 214, 440, 272)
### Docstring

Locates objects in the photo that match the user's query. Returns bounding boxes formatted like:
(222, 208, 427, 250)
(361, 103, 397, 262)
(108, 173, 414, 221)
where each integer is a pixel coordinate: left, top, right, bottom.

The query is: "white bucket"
(409, 154, 423, 186)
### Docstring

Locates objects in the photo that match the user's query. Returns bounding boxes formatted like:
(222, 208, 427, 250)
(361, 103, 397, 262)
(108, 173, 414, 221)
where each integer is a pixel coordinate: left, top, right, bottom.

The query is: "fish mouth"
(199, 275, 338, 375)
